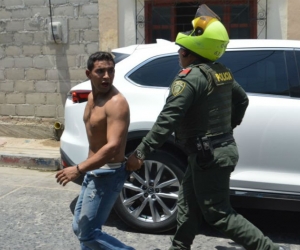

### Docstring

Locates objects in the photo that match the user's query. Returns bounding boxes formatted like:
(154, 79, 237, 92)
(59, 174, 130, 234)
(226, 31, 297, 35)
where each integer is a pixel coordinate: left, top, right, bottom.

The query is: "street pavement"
(0, 137, 299, 249)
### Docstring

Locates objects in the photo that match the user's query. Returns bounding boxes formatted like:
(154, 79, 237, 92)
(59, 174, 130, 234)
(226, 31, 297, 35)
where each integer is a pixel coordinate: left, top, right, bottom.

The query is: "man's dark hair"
(87, 51, 115, 71)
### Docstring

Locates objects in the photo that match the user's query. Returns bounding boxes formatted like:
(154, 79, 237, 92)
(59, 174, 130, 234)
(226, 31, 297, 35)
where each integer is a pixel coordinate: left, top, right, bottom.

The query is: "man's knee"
(201, 203, 234, 228)
(73, 217, 97, 241)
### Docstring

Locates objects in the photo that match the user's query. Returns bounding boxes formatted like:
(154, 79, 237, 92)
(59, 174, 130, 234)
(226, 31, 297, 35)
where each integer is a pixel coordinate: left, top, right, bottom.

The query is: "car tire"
(114, 149, 185, 233)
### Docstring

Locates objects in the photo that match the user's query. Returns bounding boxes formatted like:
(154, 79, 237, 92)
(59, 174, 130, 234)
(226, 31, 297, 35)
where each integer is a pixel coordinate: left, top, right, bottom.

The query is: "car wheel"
(114, 149, 185, 233)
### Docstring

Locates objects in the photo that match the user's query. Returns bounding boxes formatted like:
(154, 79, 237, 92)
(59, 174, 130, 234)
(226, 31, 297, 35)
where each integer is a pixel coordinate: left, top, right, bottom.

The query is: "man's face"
(86, 60, 115, 94)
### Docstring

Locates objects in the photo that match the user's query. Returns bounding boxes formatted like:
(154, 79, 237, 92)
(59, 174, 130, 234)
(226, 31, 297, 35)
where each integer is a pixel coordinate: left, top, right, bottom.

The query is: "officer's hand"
(55, 166, 80, 186)
(126, 153, 143, 171)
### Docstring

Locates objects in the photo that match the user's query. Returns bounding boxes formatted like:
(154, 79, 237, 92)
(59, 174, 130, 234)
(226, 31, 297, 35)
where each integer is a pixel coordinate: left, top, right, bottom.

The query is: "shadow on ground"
(69, 196, 300, 246)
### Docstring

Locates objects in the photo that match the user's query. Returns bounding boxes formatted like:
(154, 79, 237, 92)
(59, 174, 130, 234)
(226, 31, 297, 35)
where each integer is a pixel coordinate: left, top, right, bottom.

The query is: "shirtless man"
(55, 52, 134, 250)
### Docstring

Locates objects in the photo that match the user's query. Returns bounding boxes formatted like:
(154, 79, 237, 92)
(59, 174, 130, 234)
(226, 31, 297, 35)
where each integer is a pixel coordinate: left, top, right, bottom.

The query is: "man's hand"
(126, 153, 144, 171)
(55, 166, 80, 186)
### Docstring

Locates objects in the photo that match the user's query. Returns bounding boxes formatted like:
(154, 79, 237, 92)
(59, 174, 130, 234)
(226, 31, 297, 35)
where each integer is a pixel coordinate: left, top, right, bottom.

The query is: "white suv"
(60, 39, 300, 233)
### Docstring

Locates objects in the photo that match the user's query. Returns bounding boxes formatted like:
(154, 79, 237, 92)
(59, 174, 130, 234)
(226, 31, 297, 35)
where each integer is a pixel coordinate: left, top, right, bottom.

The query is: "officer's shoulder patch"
(178, 68, 192, 77)
(171, 80, 186, 96)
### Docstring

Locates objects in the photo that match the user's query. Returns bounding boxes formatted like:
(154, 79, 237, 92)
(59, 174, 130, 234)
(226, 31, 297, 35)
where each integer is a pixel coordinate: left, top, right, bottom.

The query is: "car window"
(128, 55, 180, 88)
(218, 50, 289, 96)
(291, 50, 300, 97)
(294, 50, 300, 73)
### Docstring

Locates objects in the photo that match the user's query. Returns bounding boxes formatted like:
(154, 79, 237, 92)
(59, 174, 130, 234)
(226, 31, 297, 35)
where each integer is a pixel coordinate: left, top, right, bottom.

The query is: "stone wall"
(0, 0, 99, 139)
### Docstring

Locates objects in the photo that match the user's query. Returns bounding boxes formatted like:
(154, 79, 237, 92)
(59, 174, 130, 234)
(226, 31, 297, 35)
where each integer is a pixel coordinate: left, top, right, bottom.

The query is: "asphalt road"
(0, 166, 299, 250)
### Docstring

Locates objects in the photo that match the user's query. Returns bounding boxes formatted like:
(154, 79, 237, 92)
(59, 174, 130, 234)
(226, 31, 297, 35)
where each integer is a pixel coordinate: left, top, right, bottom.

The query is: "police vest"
(198, 62, 234, 136)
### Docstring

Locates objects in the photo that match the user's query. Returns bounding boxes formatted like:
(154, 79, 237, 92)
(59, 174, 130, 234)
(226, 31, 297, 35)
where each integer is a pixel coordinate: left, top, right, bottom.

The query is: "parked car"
(60, 39, 300, 233)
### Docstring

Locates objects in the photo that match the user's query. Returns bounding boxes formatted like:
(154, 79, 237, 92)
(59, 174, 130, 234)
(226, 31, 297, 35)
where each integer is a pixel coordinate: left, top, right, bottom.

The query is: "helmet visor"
(194, 4, 220, 20)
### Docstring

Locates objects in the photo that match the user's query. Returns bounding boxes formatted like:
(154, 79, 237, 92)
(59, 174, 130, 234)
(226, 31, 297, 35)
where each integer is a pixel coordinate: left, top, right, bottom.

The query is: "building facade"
(0, 0, 299, 139)
(115, 0, 300, 49)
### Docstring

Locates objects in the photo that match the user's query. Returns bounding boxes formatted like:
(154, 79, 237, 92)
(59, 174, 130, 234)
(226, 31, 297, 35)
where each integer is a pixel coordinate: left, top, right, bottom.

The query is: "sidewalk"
(0, 137, 60, 171)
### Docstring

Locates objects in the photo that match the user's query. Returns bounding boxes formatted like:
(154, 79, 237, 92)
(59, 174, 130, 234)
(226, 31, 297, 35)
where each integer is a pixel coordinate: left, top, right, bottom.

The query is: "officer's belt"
(180, 133, 235, 155)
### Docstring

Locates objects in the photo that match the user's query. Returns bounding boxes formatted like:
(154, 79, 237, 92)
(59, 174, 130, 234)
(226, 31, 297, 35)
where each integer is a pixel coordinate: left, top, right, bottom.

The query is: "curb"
(0, 154, 60, 171)
(0, 137, 61, 171)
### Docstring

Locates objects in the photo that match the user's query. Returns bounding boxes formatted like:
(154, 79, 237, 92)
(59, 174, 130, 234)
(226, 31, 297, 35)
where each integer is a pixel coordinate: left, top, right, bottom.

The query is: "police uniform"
(135, 61, 280, 250)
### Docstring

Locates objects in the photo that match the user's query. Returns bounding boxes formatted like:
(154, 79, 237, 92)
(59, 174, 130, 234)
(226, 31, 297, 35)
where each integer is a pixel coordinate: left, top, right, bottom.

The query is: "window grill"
(135, 0, 267, 44)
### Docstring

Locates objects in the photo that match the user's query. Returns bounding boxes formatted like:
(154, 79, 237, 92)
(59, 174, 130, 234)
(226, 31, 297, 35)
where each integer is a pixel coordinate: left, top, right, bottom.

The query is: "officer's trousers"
(169, 142, 279, 250)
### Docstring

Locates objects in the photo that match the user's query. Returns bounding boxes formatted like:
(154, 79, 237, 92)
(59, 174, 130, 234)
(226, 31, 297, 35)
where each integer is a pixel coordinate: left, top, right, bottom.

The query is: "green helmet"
(175, 4, 229, 61)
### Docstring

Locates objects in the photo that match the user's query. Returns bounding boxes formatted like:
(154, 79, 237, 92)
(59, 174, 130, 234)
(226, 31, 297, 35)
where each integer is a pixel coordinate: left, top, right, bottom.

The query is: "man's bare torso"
(83, 87, 129, 164)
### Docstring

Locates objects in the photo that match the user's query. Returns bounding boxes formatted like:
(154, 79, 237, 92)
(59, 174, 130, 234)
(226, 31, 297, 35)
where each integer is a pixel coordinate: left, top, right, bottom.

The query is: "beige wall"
(287, 0, 300, 40)
(99, 0, 118, 51)
(99, 0, 145, 49)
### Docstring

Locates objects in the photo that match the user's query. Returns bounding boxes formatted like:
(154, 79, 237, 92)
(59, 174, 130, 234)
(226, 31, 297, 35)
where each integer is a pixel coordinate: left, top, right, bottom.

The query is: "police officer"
(126, 4, 286, 250)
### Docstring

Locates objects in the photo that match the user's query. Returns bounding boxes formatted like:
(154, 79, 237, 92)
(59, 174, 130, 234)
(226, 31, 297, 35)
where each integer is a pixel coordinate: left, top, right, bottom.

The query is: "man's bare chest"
(84, 107, 107, 132)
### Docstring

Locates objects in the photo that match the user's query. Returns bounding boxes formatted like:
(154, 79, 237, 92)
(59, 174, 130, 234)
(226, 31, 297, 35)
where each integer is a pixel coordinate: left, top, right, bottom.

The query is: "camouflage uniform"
(136, 60, 279, 250)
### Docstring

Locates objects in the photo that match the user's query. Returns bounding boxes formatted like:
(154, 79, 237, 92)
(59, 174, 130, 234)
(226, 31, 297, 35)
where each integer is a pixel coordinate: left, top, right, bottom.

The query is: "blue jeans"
(72, 163, 135, 250)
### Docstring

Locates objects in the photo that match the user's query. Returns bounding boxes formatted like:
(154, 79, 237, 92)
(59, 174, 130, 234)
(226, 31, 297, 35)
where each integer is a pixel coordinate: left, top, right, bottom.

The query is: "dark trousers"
(170, 142, 279, 250)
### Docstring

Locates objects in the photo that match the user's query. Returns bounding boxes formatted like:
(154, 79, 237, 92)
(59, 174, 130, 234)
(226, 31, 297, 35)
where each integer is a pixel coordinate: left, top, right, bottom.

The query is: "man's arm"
(231, 80, 249, 129)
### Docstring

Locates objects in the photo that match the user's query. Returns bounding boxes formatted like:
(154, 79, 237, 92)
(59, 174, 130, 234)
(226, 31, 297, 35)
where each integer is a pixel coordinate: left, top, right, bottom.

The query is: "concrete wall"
(99, 0, 117, 51)
(0, 0, 99, 139)
(287, 0, 300, 40)
(98, 0, 139, 50)
(266, 0, 287, 39)
(118, 0, 136, 47)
